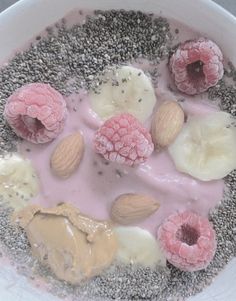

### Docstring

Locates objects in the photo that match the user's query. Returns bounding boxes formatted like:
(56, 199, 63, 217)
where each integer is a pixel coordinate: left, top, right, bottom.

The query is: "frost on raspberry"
(157, 211, 216, 272)
(169, 38, 224, 95)
(94, 113, 154, 166)
(4, 83, 67, 144)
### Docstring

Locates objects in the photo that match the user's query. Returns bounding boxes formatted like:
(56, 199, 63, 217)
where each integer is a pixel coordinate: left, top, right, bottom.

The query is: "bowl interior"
(0, 0, 235, 300)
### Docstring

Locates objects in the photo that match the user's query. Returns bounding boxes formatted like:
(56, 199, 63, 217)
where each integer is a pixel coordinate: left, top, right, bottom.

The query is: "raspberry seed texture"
(169, 38, 224, 95)
(4, 83, 67, 144)
(158, 211, 216, 272)
(94, 113, 154, 166)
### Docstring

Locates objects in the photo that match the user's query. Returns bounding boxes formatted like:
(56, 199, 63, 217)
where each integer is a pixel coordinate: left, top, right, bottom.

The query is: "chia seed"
(115, 169, 123, 178)
(208, 80, 236, 116)
(0, 9, 171, 153)
(0, 8, 235, 301)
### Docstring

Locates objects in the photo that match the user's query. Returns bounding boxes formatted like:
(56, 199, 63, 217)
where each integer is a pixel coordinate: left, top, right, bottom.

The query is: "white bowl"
(0, 0, 235, 300)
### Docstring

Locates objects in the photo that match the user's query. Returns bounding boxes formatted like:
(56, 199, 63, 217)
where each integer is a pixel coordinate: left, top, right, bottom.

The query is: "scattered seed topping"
(0, 10, 171, 154)
(0, 8, 235, 301)
(208, 80, 236, 117)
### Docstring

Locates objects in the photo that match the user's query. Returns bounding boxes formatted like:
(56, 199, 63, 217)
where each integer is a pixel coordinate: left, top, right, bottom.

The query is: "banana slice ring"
(90, 65, 156, 122)
(169, 112, 236, 181)
(0, 153, 39, 209)
(114, 226, 166, 268)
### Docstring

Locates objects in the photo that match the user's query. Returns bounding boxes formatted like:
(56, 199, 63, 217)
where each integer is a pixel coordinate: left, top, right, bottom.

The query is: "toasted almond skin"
(50, 132, 84, 179)
(151, 101, 184, 148)
(111, 193, 160, 225)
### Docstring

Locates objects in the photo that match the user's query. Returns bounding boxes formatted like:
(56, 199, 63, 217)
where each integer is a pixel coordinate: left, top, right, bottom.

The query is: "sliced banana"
(114, 226, 166, 268)
(169, 112, 236, 181)
(90, 65, 156, 122)
(0, 153, 39, 210)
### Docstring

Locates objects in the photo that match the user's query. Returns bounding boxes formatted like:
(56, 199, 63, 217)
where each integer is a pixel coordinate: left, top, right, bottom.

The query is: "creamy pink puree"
(18, 76, 224, 237)
(16, 10, 224, 237)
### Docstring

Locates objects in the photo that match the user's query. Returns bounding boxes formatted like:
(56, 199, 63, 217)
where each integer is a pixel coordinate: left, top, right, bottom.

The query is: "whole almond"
(50, 132, 84, 179)
(151, 101, 184, 148)
(111, 193, 160, 225)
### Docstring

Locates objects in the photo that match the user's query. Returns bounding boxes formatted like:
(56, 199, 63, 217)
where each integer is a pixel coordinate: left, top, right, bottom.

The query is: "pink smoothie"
(17, 13, 224, 237)
(18, 83, 224, 237)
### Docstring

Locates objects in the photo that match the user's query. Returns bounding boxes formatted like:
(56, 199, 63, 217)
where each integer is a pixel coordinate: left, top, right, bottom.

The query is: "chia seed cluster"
(0, 10, 171, 154)
(209, 81, 236, 117)
(0, 9, 235, 301)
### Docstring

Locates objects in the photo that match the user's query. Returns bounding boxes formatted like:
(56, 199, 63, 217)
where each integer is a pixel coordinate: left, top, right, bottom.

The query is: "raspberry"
(169, 38, 224, 95)
(157, 211, 216, 272)
(4, 83, 67, 144)
(94, 113, 154, 166)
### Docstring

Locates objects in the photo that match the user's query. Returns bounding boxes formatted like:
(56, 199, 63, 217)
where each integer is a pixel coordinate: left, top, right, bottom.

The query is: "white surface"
(1, 1, 236, 15)
(215, 0, 236, 15)
(0, 0, 235, 300)
(0, 265, 61, 301)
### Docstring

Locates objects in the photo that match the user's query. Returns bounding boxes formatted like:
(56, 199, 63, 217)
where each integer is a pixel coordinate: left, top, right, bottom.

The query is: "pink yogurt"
(18, 85, 224, 237)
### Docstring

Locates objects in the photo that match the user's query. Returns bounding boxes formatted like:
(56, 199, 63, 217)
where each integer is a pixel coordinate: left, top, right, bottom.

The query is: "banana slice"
(90, 66, 156, 122)
(114, 226, 166, 268)
(0, 153, 39, 209)
(169, 112, 236, 181)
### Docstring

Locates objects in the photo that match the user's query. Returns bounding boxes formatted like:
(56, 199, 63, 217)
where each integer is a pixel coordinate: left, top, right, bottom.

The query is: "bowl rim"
(0, 1, 235, 301)
(0, 0, 236, 63)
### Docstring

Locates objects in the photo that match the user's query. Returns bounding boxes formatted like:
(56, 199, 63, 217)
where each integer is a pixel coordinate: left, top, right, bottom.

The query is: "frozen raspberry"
(169, 38, 224, 95)
(4, 83, 67, 144)
(157, 211, 216, 272)
(94, 113, 154, 166)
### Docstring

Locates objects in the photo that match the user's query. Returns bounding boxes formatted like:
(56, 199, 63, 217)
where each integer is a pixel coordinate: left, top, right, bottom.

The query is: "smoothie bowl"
(0, 0, 236, 300)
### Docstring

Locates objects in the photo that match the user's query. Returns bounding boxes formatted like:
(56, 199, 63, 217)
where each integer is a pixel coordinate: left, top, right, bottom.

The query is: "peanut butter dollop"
(13, 203, 117, 284)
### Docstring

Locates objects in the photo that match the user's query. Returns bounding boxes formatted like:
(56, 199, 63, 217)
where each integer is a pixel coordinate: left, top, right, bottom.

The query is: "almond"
(151, 101, 184, 148)
(50, 132, 84, 179)
(111, 194, 160, 225)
